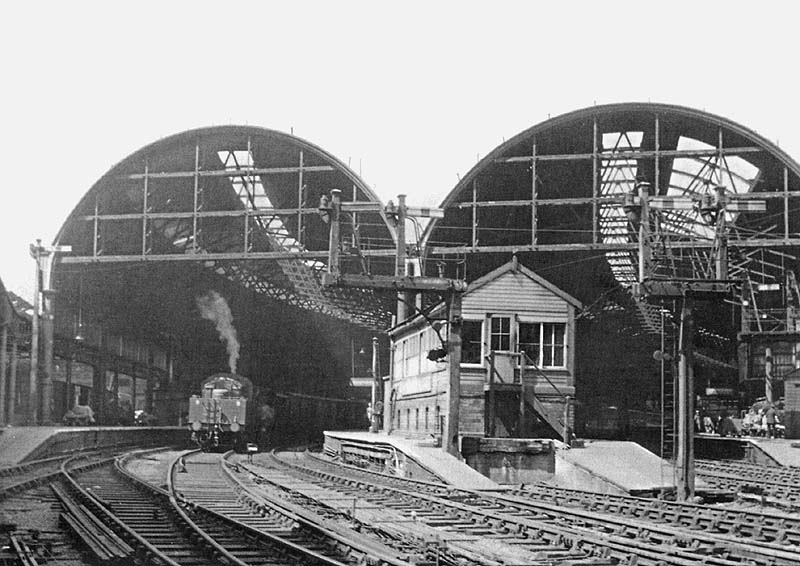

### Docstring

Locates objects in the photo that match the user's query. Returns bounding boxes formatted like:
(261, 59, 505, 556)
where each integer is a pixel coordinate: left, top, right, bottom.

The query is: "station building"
(386, 258, 581, 443)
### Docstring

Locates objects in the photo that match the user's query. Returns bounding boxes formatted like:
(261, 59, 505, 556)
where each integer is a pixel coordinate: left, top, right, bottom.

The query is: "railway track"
(0, 454, 78, 497)
(0, 451, 123, 566)
(66, 450, 380, 566)
(175, 450, 418, 565)
(302, 451, 800, 548)
(695, 459, 800, 504)
(235, 453, 597, 566)
(245, 451, 800, 566)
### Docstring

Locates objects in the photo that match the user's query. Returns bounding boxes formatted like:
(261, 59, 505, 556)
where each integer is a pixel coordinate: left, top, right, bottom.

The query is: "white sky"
(2, 1, 799, 301)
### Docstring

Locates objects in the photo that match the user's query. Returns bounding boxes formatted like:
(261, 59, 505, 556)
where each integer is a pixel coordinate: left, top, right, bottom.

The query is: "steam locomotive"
(187, 371, 370, 451)
(188, 373, 252, 451)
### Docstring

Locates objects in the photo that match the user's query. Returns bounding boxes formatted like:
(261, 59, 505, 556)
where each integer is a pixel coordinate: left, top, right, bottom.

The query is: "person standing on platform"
(702, 413, 715, 434)
(765, 404, 777, 438)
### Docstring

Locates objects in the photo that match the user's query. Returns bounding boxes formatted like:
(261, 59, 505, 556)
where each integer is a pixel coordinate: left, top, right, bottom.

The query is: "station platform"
(554, 440, 711, 496)
(696, 433, 800, 467)
(325, 432, 724, 496)
(749, 437, 800, 466)
(323, 431, 498, 490)
(0, 426, 187, 466)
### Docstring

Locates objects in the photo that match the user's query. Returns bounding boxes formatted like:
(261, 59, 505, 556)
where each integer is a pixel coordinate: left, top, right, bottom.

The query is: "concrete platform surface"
(0, 427, 58, 465)
(324, 431, 498, 490)
(746, 437, 800, 467)
(555, 440, 710, 494)
(0, 426, 185, 466)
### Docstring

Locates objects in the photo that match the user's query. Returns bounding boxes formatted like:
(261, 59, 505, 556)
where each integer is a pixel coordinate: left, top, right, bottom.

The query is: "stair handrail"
(518, 350, 568, 401)
(484, 350, 523, 385)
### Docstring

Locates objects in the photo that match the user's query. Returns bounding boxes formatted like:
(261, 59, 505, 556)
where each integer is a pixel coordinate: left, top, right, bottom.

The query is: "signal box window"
(490, 316, 511, 351)
(518, 322, 565, 368)
(518, 322, 541, 363)
(543, 322, 565, 367)
(462, 320, 483, 364)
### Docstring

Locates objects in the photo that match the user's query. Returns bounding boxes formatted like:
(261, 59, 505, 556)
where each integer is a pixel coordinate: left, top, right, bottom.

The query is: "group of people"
(694, 411, 739, 437)
(741, 405, 781, 438)
(694, 404, 782, 439)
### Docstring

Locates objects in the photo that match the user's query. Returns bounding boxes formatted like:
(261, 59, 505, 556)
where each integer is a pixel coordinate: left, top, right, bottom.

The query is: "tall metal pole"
(8, 335, 17, 424)
(0, 325, 8, 424)
(370, 336, 379, 433)
(444, 291, 462, 457)
(328, 190, 342, 276)
(29, 240, 43, 425)
(28, 241, 69, 425)
(676, 296, 695, 501)
(715, 185, 728, 281)
(41, 288, 56, 424)
(660, 310, 666, 459)
(638, 183, 651, 283)
(396, 194, 408, 323)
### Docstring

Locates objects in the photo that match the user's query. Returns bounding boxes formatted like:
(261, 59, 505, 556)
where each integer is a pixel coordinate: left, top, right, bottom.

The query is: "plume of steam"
(196, 290, 240, 374)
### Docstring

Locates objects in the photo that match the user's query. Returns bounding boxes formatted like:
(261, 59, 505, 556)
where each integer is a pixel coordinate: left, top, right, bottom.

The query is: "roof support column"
(192, 142, 200, 253)
(654, 115, 661, 198)
(0, 325, 7, 424)
(531, 141, 537, 245)
(328, 189, 342, 276)
(298, 150, 304, 245)
(65, 354, 73, 411)
(471, 180, 478, 248)
(141, 163, 149, 256)
(785, 166, 790, 242)
(145, 370, 154, 415)
(41, 286, 56, 424)
(592, 119, 598, 244)
(92, 359, 106, 424)
(132, 374, 137, 414)
(29, 244, 41, 424)
(8, 333, 17, 425)
(92, 196, 100, 257)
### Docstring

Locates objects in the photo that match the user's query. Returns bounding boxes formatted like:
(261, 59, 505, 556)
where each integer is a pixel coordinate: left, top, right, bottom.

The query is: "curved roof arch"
(54, 125, 397, 329)
(433, 103, 800, 215)
(422, 102, 800, 301)
(56, 125, 387, 239)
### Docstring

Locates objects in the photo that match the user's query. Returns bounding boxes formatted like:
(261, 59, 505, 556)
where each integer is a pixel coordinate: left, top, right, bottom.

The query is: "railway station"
(2, 103, 800, 565)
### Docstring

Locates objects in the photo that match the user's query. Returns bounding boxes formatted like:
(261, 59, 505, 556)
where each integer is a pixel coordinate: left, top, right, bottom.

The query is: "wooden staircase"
(486, 351, 570, 442)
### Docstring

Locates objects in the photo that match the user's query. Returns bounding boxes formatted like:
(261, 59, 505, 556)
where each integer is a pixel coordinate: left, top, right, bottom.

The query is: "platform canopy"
(54, 126, 398, 330)
(422, 103, 800, 315)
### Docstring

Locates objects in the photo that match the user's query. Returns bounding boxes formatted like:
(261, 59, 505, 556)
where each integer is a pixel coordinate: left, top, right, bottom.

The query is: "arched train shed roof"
(54, 125, 397, 329)
(422, 102, 800, 306)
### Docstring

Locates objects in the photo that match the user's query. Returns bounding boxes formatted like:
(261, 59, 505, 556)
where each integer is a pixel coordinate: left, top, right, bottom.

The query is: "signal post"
(624, 182, 764, 501)
(319, 190, 466, 456)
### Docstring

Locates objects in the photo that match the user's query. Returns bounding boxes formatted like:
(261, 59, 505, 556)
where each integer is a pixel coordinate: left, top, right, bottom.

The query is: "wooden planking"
(463, 271, 570, 318)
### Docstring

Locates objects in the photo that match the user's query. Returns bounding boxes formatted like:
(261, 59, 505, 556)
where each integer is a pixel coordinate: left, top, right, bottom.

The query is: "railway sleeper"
(9, 534, 40, 566)
(51, 483, 134, 564)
